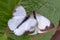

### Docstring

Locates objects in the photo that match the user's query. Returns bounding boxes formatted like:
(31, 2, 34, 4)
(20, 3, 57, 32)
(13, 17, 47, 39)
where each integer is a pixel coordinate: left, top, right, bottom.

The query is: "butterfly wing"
(8, 5, 27, 31)
(36, 14, 51, 33)
(8, 16, 25, 31)
(13, 6, 26, 17)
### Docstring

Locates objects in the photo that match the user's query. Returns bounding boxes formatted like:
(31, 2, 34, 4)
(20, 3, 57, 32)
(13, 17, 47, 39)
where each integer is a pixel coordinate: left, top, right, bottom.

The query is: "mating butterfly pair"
(8, 5, 54, 36)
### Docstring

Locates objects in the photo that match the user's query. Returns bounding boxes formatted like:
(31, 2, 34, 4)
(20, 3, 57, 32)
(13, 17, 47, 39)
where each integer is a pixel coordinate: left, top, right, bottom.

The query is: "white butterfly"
(8, 6, 37, 36)
(8, 6, 54, 36)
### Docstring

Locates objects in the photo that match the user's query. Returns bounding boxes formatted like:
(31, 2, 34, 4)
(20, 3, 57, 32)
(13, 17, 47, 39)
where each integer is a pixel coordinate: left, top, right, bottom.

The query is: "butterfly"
(8, 5, 54, 36)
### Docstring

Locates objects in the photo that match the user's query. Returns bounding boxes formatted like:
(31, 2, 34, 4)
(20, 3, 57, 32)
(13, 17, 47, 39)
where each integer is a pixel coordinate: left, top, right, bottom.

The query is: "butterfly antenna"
(32, 11, 36, 19)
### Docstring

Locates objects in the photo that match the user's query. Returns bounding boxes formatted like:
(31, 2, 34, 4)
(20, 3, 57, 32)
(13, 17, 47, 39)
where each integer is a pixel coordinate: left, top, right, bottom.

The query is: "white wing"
(8, 16, 25, 31)
(14, 15, 37, 36)
(8, 6, 26, 31)
(36, 14, 50, 33)
(13, 6, 26, 18)
(14, 26, 26, 36)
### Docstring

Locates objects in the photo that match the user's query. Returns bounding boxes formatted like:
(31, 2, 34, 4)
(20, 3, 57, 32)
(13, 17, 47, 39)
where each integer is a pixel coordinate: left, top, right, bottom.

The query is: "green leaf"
(0, 0, 21, 40)
(0, 34, 7, 40)
(0, 0, 60, 40)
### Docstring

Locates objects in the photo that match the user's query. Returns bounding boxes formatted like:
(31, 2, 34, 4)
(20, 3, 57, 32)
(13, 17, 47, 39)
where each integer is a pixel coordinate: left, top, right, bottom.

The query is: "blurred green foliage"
(0, 0, 60, 40)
